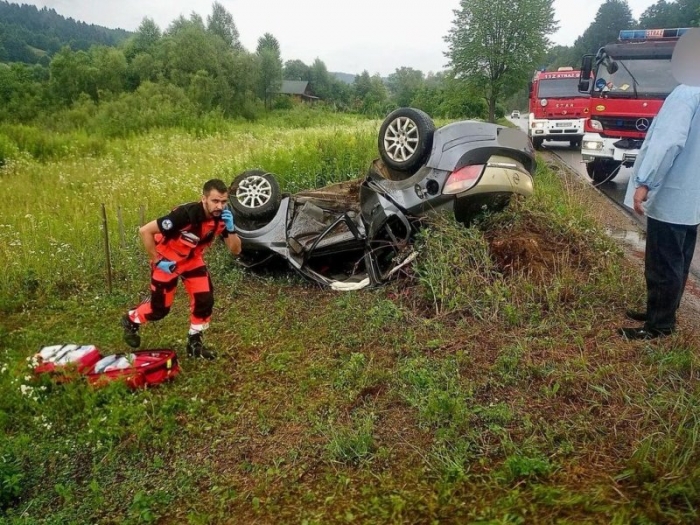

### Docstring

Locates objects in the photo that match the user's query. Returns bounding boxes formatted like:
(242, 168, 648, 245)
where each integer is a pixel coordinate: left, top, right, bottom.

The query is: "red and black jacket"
(154, 202, 228, 264)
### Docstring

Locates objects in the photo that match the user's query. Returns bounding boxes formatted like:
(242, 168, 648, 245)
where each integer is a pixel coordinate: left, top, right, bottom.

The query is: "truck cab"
(528, 67, 590, 150)
(578, 28, 687, 183)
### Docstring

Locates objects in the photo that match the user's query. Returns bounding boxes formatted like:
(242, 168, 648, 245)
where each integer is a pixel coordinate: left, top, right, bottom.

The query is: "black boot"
(121, 314, 141, 348)
(187, 332, 216, 360)
(625, 309, 647, 322)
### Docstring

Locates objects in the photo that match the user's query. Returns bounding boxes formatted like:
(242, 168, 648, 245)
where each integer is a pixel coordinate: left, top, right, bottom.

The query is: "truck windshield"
(595, 58, 678, 97)
(536, 77, 581, 98)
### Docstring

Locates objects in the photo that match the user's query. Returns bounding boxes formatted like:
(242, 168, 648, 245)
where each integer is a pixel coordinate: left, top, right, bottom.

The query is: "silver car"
(229, 108, 536, 289)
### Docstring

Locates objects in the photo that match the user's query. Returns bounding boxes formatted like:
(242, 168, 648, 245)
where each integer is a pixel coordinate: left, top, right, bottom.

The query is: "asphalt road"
(506, 115, 700, 278)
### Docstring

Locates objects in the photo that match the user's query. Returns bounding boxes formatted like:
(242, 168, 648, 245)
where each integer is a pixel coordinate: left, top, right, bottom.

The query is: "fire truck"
(528, 67, 590, 150)
(577, 28, 688, 183)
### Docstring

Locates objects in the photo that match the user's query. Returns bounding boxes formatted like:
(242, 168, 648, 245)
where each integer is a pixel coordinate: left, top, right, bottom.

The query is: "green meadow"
(1, 111, 699, 524)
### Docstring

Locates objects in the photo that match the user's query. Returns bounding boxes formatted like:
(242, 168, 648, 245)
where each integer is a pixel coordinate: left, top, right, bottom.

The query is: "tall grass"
(0, 117, 378, 309)
(414, 165, 633, 324)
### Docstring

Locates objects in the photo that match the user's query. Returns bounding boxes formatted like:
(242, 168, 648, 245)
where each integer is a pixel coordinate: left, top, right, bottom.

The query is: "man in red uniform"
(121, 179, 241, 359)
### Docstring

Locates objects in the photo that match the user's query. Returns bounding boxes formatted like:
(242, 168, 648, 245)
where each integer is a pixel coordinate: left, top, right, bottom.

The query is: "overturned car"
(228, 108, 536, 290)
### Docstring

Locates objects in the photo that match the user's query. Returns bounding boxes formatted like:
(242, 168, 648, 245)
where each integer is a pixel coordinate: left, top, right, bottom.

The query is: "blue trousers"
(645, 217, 699, 331)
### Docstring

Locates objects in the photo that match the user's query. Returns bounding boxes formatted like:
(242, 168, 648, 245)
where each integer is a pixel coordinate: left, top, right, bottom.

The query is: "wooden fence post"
(117, 206, 126, 248)
(101, 204, 113, 293)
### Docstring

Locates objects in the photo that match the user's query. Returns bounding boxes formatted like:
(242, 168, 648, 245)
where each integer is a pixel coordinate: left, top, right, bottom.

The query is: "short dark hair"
(203, 179, 228, 196)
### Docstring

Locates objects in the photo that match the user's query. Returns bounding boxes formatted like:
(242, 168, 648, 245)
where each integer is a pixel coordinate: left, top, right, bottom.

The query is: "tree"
(207, 2, 241, 50)
(308, 58, 333, 100)
(283, 59, 310, 81)
(445, 0, 557, 122)
(166, 13, 205, 36)
(351, 70, 388, 115)
(638, 0, 679, 28)
(677, 0, 700, 25)
(124, 17, 161, 60)
(572, 0, 634, 56)
(161, 22, 220, 87)
(256, 33, 282, 108)
(639, 0, 700, 27)
(49, 47, 97, 104)
(90, 46, 127, 97)
(386, 67, 425, 107)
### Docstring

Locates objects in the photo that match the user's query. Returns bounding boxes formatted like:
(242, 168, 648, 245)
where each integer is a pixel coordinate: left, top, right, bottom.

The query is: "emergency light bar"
(619, 28, 688, 41)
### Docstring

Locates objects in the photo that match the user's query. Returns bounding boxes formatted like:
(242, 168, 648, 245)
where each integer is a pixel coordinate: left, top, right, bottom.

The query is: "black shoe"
(121, 314, 141, 348)
(618, 326, 673, 340)
(625, 309, 647, 322)
(187, 332, 216, 360)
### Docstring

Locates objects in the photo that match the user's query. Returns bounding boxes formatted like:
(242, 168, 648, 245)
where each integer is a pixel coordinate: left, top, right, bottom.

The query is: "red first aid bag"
(86, 349, 179, 389)
(34, 344, 102, 376)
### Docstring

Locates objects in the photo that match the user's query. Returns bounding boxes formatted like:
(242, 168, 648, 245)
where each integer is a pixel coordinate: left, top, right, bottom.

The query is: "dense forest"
(0, 0, 698, 135)
(0, 1, 131, 64)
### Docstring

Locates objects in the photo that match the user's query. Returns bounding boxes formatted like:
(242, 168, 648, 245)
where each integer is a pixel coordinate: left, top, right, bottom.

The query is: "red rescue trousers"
(129, 257, 214, 331)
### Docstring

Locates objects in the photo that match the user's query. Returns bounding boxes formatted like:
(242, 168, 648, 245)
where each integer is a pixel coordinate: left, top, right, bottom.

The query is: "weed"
(325, 411, 376, 464)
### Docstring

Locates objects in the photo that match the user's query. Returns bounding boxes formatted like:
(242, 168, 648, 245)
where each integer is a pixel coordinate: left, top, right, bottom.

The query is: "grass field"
(1, 113, 699, 524)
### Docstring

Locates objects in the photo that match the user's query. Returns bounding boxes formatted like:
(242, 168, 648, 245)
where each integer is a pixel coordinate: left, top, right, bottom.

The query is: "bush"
(0, 133, 19, 166)
(0, 124, 106, 161)
(92, 82, 197, 138)
(0, 444, 24, 510)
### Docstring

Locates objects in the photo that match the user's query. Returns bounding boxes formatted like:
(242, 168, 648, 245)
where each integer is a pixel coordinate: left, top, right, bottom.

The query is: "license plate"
(556, 122, 571, 127)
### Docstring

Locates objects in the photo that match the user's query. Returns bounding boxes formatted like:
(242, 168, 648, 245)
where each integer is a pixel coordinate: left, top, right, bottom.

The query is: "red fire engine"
(528, 67, 590, 150)
(578, 28, 688, 183)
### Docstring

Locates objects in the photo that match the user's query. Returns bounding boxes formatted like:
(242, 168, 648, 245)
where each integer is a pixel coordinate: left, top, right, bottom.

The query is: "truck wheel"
(532, 137, 544, 150)
(229, 170, 281, 220)
(378, 107, 435, 173)
(586, 160, 621, 184)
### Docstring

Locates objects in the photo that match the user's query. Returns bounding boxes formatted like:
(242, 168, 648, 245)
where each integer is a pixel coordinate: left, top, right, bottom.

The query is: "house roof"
(280, 80, 309, 95)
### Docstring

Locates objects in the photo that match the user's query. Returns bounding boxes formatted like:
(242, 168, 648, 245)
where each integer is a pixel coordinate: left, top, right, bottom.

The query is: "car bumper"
(530, 118, 585, 140)
(581, 133, 638, 166)
(452, 166, 533, 221)
(466, 165, 534, 197)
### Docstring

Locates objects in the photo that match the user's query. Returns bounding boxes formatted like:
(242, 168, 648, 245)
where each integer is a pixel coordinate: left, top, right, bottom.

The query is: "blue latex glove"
(221, 208, 235, 233)
(155, 259, 176, 274)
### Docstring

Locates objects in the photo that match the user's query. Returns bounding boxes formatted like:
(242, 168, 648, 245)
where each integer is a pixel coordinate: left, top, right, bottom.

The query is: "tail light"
(443, 165, 485, 194)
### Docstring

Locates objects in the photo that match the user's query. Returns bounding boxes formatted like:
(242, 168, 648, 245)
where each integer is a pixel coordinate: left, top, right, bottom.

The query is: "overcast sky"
(22, 0, 659, 76)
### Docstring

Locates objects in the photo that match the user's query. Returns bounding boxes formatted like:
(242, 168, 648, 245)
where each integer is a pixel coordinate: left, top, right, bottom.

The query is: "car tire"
(586, 159, 620, 183)
(228, 170, 281, 220)
(378, 107, 435, 173)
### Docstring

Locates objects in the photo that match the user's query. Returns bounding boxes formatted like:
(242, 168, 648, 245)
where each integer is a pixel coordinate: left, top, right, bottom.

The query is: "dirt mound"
(484, 216, 591, 282)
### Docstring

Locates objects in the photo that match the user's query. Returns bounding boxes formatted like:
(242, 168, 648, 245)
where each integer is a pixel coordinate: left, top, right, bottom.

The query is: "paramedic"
(121, 179, 241, 359)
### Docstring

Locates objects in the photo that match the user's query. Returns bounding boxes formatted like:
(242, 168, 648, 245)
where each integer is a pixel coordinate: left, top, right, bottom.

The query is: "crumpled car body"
(230, 110, 536, 290)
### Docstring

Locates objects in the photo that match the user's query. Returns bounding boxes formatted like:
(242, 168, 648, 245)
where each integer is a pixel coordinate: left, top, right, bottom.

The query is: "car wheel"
(378, 107, 435, 173)
(586, 160, 620, 183)
(229, 170, 281, 220)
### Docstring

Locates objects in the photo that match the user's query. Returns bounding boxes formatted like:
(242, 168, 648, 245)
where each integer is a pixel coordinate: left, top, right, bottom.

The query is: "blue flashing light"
(619, 28, 688, 41)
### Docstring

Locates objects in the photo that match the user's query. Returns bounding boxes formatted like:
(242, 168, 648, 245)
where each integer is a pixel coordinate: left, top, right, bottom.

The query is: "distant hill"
(0, 1, 132, 64)
(332, 72, 357, 85)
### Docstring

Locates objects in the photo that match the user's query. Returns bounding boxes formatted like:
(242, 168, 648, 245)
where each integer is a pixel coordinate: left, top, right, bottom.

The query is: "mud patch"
(605, 227, 646, 252)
